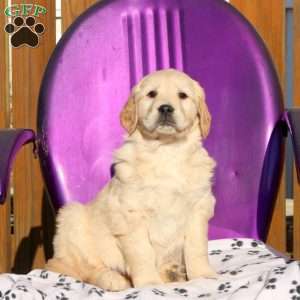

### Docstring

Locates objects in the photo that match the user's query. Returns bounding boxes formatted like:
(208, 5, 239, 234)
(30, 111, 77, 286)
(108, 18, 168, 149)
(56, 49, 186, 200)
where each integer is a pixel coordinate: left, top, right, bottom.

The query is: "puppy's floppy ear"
(120, 87, 138, 135)
(194, 81, 211, 139)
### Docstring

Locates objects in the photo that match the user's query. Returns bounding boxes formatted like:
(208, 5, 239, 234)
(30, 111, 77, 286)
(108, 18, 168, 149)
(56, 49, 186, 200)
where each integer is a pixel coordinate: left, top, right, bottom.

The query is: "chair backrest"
(38, 0, 284, 241)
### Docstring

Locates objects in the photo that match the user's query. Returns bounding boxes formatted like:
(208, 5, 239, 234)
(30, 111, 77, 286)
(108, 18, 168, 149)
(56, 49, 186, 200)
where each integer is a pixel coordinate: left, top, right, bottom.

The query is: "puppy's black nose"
(158, 104, 174, 114)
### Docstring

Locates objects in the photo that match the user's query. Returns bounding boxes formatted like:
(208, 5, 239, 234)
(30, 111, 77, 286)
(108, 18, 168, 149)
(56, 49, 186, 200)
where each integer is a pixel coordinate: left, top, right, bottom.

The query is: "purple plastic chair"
(1, 0, 300, 243)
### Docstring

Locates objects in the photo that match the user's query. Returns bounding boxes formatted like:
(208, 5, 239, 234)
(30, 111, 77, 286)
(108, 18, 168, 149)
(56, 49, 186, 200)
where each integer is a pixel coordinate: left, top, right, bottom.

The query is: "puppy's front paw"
(188, 265, 218, 280)
(133, 274, 163, 288)
(90, 269, 131, 291)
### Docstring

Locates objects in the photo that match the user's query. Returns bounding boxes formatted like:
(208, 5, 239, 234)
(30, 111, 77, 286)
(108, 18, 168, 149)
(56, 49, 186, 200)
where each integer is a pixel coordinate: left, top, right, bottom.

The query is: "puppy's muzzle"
(157, 104, 176, 127)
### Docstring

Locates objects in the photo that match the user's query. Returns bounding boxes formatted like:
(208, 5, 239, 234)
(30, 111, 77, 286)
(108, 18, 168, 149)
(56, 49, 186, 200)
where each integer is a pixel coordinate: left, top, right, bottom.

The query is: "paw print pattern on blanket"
(1, 239, 300, 299)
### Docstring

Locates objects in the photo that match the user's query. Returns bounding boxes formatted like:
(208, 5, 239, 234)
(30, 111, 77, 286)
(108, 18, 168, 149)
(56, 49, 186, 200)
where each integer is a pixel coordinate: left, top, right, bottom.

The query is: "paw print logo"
(5, 16, 45, 48)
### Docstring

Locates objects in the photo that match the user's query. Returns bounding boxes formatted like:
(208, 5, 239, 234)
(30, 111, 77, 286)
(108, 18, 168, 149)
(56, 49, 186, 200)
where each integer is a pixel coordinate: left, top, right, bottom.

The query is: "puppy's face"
(121, 69, 211, 140)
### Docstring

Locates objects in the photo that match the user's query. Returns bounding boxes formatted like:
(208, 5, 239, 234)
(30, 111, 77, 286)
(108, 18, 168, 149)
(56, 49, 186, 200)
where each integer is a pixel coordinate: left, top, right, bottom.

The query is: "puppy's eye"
(147, 90, 157, 98)
(178, 92, 188, 99)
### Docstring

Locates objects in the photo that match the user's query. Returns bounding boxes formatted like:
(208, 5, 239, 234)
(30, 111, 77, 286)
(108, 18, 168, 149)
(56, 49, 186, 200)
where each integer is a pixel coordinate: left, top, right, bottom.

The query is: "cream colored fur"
(46, 69, 217, 291)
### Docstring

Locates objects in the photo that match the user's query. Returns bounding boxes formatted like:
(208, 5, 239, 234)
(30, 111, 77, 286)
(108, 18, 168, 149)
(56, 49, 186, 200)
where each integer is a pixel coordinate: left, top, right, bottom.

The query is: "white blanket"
(0, 238, 299, 300)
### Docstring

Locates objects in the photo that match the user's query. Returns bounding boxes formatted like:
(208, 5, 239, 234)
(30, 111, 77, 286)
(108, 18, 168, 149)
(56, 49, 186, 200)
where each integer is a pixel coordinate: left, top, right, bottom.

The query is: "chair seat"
(0, 239, 296, 299)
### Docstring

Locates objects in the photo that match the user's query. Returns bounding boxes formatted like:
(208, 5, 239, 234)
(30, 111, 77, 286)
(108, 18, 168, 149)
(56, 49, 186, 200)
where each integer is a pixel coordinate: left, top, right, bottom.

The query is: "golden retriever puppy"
(46, 69, 217, 291)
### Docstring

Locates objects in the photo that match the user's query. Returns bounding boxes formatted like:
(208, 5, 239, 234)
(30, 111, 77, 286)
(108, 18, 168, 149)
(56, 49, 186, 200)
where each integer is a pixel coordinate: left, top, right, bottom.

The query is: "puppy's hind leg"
(47, 258, 131, 291)
(46, 257, 84, 280)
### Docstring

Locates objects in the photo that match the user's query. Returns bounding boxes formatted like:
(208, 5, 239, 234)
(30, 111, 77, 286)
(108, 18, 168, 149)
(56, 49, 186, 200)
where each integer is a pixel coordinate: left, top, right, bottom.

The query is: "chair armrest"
(284, 108, 300, 181)
(0, 129, 35, 204)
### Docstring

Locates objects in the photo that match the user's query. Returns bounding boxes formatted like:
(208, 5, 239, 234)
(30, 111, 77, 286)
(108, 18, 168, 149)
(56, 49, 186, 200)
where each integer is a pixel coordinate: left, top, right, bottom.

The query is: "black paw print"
(5, 16, 45, 48)
(54, 277, 72, 291)
(37, 289, 47, 300)
(3, 289, 16, 299)
(274, 266, 287, 275)
(125, 291, 139, 299)
(218, 282, 232, 293)
(219, 269, 243, 276)
(265, 278, 277, 289)
(290, 280, 300, 300)
(209, 249, 222, 255)
(229, 269, 243, 276)
(258, 254, 272, 259)
(56, 292, 68, 300)
(247, 250, 260, 255)
(198, 293, 211, 298)
(174, 288, 189, 297)
(257, 276, 264, 282)
(238, 281, 250, 289)
(231, 239, 243, 250)
(88, 287, 105, 297)
(221, 254, 233, 262)
(152, 289, 166, 296)
(40, 270, 49, 279)
(251, 240, 261, 247)
(16, 285, 28, 292)
(54, 282, 71, 291)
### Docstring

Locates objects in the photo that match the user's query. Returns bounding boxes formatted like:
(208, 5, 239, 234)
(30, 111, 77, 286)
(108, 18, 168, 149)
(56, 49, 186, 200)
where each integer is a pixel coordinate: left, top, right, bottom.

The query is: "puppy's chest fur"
(112, 139, 215, 261)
